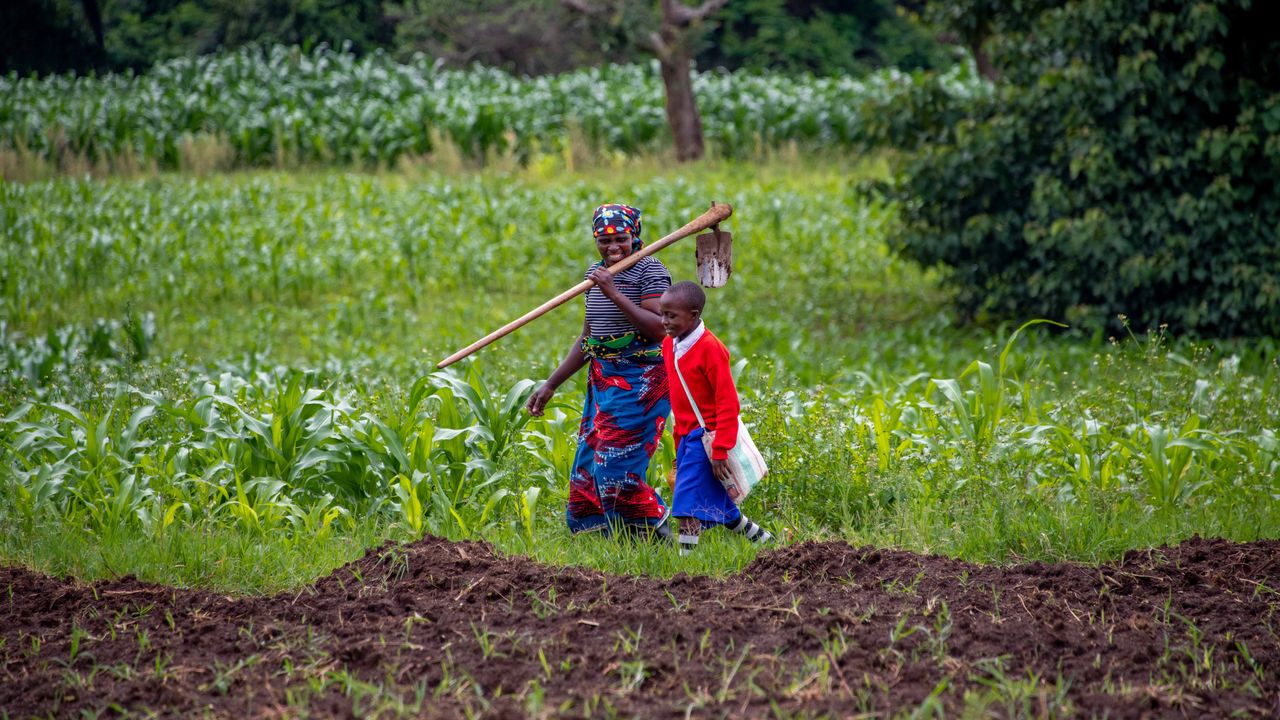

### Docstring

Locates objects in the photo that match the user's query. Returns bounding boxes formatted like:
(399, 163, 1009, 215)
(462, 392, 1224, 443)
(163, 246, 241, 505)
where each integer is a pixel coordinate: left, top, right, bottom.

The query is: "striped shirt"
(584, 256, 671, 337)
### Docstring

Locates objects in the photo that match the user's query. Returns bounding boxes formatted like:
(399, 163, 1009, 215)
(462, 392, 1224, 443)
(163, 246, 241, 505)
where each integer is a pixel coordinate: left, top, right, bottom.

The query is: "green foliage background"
(1, 0, 104, 75)
(886, 0, 1280, 336)
(2, 0, 948, 77)
(701, 0, 947, 76)
(0, 47, 983, 171)
(103, 0, 390, 70)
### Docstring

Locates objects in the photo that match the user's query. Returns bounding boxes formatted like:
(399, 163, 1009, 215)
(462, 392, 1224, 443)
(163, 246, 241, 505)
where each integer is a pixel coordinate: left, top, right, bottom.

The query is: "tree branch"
(80, 0, 105, 50)
(664, 0, 729, 27)
(641, 30, 669, 60)
(560, 0, 610, 19)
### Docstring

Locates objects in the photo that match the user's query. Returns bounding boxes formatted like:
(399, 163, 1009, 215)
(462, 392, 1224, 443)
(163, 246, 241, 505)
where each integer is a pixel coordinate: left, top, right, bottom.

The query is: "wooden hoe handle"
(436, 202, 733, 369)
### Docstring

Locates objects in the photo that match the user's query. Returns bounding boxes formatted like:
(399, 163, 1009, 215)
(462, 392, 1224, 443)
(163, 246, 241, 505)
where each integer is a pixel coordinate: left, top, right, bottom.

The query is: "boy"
(659, 281, 773, 555)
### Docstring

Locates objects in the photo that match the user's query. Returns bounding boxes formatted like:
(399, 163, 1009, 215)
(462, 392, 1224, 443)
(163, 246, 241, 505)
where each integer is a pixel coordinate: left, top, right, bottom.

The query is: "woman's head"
(593, 203, 642, 264)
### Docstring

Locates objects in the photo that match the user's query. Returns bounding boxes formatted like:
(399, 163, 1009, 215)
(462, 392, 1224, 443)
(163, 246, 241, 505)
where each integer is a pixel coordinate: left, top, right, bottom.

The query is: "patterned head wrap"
(592, 203, 643, 250)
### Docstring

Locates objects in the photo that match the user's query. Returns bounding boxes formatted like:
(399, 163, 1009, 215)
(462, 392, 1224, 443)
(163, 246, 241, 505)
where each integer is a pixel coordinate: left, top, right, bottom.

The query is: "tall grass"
(0, 160, 936, 385)
(2, 322, 1274, 590)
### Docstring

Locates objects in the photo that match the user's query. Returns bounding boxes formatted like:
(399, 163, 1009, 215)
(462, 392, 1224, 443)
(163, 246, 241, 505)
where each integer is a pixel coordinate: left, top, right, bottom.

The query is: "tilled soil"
(2, 536, 1277, 719)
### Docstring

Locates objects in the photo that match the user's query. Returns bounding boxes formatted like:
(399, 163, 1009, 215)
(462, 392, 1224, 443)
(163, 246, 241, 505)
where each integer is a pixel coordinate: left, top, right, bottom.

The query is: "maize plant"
(0, 45, 986, 170)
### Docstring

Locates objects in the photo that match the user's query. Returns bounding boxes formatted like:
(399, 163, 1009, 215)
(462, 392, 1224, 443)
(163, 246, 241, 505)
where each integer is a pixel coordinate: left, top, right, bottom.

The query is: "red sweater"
(662, 328, 740, 460)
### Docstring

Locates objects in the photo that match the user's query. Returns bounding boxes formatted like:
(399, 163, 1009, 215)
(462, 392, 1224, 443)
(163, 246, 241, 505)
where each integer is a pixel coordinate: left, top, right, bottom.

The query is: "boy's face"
(660, 292, 700, 338)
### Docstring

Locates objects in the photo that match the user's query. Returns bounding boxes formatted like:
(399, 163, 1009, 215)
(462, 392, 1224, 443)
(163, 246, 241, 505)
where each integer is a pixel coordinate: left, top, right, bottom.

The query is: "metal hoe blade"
(696, 229, 732, 288)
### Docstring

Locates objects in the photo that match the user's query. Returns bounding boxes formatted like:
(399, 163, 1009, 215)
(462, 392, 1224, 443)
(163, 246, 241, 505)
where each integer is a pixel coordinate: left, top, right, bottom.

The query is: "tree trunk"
(79, 0, 105, 51)
(969, 41, 997, 81)
(659, 51, 705, 162)
(559, 0, 724, 162)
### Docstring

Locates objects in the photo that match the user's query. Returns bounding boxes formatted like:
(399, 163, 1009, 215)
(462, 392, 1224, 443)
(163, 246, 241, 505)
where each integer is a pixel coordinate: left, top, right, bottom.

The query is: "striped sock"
(728, 515, 773, 544)
(678, 534, 700, 556)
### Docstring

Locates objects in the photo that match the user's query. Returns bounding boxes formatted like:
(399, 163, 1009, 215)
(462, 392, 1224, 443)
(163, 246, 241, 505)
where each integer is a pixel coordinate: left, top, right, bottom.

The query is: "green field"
(2, 159, 1278, 593)
(0, 45, 982, 175)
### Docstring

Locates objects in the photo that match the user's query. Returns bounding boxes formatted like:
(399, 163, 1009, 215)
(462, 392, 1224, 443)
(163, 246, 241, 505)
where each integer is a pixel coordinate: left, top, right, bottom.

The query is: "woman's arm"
(526, 318, 590, 416)
(587, 266, 666, 341)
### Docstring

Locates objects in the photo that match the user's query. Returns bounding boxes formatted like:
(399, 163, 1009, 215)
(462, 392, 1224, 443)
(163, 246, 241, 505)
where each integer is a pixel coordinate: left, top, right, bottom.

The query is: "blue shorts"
(671, 427, 741, 526)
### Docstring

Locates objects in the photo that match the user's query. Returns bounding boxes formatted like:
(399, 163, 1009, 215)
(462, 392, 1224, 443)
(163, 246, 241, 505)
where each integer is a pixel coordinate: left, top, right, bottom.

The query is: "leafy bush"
(886, 0, 1280, 336)
(699, 0, 950, 77)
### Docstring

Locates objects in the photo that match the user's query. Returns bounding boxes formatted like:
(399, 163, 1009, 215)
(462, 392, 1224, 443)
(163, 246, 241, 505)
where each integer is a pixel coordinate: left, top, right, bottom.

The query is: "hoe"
(437, 202, 735, 369)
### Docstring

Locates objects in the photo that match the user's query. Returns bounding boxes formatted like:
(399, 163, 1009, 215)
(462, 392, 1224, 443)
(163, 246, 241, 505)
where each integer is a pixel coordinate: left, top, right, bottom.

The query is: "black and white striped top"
(584, 256, 671, 337)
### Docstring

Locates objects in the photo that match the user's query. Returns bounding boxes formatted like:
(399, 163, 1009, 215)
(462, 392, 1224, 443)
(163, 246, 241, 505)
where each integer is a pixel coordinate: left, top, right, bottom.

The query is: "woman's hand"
(526, 382, 557, 416)
(588, 266, 619, 298)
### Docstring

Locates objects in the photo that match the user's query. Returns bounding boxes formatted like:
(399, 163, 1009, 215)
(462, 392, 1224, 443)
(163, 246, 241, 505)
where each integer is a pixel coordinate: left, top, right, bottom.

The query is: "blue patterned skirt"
(566, 343, 671, 534)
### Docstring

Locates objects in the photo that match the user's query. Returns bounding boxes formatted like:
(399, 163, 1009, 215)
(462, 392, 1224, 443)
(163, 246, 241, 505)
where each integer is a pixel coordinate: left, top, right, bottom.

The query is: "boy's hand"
(711, 456, 742, 497)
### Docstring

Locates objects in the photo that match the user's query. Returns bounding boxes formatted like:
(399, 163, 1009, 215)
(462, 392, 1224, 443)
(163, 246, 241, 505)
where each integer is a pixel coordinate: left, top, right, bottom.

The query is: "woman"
(526, 203, 674, 539)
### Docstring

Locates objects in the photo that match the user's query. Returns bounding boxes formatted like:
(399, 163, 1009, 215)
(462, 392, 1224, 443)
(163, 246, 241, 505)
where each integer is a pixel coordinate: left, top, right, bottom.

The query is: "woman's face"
(595, 232, 634, 265)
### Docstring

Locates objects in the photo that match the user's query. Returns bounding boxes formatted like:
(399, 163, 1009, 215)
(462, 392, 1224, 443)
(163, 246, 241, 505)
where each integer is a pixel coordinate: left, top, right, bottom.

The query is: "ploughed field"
(3, 535, 1277, 718)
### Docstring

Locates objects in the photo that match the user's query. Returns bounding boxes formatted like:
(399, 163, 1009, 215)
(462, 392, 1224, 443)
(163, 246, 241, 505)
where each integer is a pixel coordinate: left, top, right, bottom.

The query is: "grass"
(0, 514, 390, 594)
(1, 156, 1278, 596)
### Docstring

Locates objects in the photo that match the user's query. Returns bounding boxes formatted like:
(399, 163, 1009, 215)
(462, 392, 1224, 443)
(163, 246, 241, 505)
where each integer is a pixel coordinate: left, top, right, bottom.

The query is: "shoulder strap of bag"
(672, 354, 707, 429)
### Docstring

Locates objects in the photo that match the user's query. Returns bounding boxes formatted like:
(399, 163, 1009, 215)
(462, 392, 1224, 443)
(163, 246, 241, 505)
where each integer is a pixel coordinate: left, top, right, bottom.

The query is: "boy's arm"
(663, 340, 687, 457)
(706, 342, 741, 460)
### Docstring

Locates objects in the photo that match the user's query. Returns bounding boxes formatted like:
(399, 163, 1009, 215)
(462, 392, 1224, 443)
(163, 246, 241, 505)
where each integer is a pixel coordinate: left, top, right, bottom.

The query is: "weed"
(883, 571, 925, 596)
(614, 626, 644, 655)
(615, 659, 649, 692)
(67, 625, 88, 664)
(526, 587, 560, 620)
(202, 655, 261, 696)
(471, 624, 503, 660)
(717, 645, 752, 703)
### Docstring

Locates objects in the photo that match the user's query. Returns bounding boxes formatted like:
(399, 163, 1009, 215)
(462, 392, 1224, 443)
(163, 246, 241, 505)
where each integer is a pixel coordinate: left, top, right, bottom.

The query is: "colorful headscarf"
(593, 204, 643, 249)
